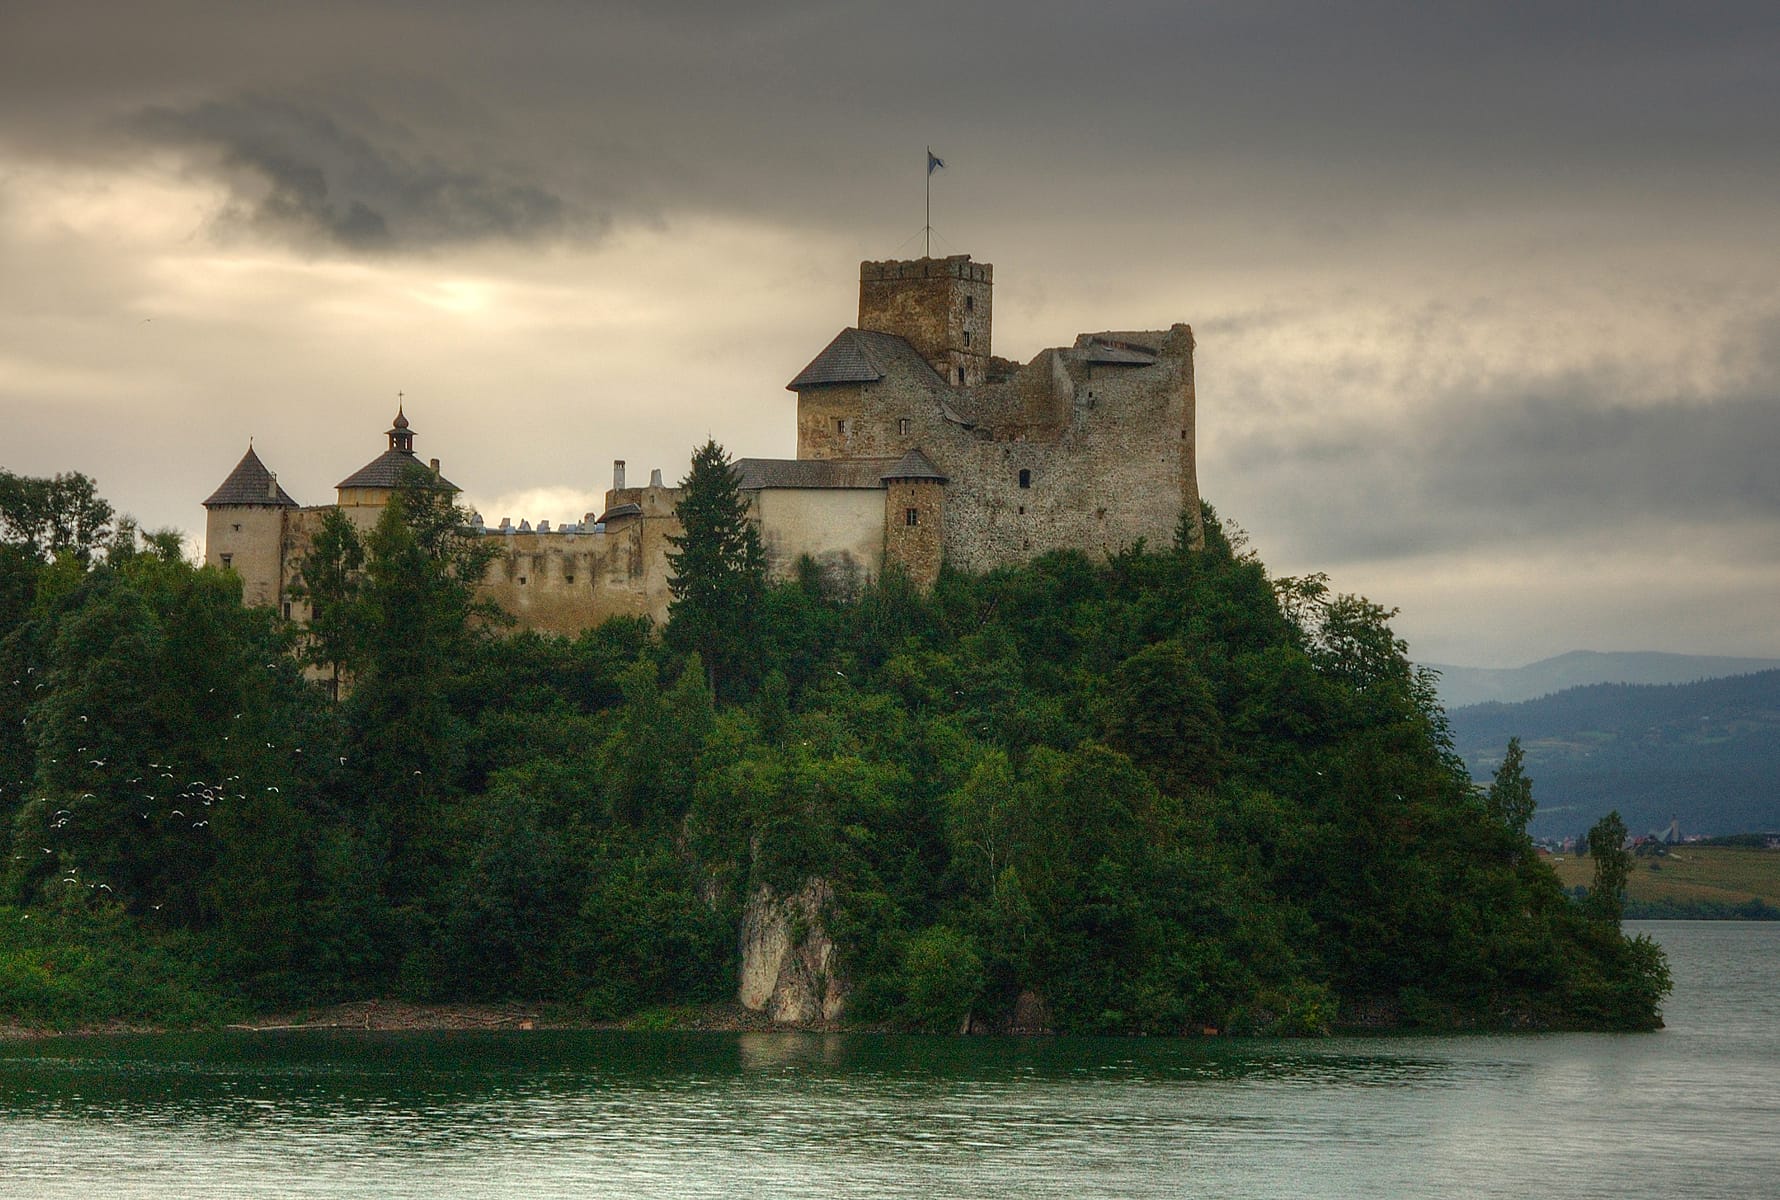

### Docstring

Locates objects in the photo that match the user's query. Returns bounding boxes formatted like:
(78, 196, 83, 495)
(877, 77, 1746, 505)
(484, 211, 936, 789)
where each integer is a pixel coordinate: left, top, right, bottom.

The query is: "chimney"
(613, 459, 626, 491)
(650, 468, 664, 488)
(429, 457, 441, 475)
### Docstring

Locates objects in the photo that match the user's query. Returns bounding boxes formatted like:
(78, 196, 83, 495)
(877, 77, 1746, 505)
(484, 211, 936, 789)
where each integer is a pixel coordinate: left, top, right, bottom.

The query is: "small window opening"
(962, 331, 972, 347)
(1018, 505, 1025, 515)
(905, 508, 920, 527)
(283, 601, 292, 620)
(565, 575, 575, 585)
(231, 523, 241, 533)
(518, 576, 527, 586)
(219, 553, 233, 569)
(898, 417, 911, 435)
(956, 366, 965, 384)
(965, 295, 975, 312)
(835, 418, 847, 436)
(1018, 469, 1031, 489)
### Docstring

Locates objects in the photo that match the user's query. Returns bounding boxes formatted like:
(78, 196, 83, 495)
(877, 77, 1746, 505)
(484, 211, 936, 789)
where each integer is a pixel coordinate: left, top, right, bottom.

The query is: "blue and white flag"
(927, 149, 946, 175)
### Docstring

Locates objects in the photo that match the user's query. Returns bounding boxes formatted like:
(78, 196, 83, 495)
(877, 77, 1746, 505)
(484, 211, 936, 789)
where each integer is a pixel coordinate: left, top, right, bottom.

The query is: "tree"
(1487, 736, 1537, 839)
(1585, 810, 1631, 924)
(0, 470, 114, 564)
(665, 439, 765, 696)
(293, 508, 366, 701)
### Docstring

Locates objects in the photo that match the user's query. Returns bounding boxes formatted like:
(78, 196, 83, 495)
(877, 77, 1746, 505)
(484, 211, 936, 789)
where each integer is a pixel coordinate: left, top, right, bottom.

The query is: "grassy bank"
(1548, 846, 1780, 917)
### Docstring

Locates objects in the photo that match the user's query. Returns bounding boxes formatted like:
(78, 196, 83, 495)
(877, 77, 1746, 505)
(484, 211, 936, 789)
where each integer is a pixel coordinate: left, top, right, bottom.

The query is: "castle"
(203, 254, 1201, 632)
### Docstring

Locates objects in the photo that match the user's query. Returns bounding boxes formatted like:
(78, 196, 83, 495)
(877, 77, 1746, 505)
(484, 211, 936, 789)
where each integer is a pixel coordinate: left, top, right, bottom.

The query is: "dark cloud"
(130, 94, 574, 250)
(1222, 366, 1780, 564)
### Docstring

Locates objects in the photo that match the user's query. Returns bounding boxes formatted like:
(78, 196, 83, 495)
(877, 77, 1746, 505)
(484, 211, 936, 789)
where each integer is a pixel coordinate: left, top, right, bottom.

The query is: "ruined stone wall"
(942, 326, 1199, 569)
(258, 482, 684, 637)
(798, 323, 1199, 572)
(479, 525, 657, 634)
(858, 256, 993, 387)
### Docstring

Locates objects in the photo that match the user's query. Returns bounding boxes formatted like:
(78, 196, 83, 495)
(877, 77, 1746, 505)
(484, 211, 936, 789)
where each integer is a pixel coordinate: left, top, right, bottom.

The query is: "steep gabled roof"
(880, 448, 947, 483)
(335, 450, 458, 492)
(732, 457, 900, 490)
(786, 328, 947, 391)
(203, 446, 298, 508)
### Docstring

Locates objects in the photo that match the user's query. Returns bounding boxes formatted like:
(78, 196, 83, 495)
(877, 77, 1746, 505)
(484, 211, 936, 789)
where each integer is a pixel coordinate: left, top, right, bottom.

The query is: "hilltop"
(1448, 671, 1780, 838)
(2, 474, 1670, 1035)
(1426, 651, 1780, 709)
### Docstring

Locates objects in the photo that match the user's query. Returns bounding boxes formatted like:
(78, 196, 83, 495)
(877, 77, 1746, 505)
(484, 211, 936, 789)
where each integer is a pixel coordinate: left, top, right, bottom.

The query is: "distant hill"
(1424, 651, 1780, 709)
(1447, 670, 1780, 839)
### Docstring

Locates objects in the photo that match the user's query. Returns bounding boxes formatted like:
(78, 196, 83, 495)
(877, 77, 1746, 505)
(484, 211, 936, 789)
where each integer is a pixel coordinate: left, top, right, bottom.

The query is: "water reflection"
(3, 923, 1777, 1200)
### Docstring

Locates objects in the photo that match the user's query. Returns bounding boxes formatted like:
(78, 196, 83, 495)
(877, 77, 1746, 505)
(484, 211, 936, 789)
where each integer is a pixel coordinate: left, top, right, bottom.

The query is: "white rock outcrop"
(737, 879, 847, 1024)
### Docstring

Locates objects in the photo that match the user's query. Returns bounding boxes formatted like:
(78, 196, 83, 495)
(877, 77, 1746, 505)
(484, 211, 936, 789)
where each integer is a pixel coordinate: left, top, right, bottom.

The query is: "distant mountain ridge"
(1424, 650, 1780, 709)
(1447, 669, 1780, 839)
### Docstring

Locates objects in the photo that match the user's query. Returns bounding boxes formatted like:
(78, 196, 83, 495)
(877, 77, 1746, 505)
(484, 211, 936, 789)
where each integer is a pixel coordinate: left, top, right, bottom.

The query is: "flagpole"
(925, 146, 931, 258)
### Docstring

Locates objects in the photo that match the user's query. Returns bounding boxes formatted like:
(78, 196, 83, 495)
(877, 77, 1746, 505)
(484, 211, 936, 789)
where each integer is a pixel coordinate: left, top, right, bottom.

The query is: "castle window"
(956, 367, 965, 384)
(905, 508, 919, 527)
(283, 602, 292, 620)
(835, 418, 847, 436)
(898, 418, 911, 435)
(1018, 505, 1025, 515)
(518, 576, 527, 586)
(965, 295, 975, 312)
(1018, 469, 1031, 489)
(220, 553, 232, 569)
(232, 523, 241, 533)
(962, 331, 972, 347)
(565, 575, 575, 585)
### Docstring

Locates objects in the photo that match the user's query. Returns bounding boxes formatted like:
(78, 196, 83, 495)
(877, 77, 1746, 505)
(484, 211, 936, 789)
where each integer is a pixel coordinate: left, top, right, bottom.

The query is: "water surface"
(3, 921, 1775, 1198)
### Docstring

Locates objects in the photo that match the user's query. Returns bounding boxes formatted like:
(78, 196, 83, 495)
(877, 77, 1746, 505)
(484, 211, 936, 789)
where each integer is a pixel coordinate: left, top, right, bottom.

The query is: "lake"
(2, 921, 1776, 1198)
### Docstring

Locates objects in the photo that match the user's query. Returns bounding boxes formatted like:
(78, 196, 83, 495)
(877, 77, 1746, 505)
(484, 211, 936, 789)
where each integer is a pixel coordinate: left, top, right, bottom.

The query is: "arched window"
(1017, 469, 1031, 489)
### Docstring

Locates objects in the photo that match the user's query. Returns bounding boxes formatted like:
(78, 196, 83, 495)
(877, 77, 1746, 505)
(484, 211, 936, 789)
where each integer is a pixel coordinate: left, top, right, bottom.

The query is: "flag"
(928, 149, 946, 175)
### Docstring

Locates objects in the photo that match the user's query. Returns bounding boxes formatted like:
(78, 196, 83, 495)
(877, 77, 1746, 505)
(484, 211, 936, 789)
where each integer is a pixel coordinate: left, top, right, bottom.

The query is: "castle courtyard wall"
(750, 487, 884, 592)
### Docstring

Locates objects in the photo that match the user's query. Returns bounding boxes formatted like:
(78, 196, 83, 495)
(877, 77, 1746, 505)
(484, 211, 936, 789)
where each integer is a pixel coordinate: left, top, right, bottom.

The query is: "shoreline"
(0, 999, 844, 1042)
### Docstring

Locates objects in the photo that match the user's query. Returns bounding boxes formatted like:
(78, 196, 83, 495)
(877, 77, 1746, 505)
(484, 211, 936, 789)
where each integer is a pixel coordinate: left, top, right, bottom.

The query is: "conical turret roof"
(203, 446, 298, 508)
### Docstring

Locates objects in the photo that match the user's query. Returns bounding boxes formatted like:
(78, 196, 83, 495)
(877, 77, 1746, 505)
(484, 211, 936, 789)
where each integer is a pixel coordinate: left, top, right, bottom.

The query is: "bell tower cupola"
(387, 403, 414, 454)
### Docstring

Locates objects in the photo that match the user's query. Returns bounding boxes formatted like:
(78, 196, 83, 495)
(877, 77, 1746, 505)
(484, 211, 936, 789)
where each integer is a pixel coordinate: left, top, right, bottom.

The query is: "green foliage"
(0, 469, 114, 564)
(1585, 810, 1632, 924)
(665, 439, 766, 698)
(1487, 736, 1537, 838)
(293, 507, 366, 701)
(899, 925, 985, 1031)
(0, 483, 1669, 1035)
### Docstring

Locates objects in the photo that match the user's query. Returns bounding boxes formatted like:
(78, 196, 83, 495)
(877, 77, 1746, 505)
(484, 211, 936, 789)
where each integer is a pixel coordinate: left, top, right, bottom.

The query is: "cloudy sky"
(3, 0, 1776, 666)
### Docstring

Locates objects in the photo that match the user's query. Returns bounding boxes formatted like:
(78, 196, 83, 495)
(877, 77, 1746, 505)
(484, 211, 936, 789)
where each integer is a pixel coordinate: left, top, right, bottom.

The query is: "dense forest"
(0, 456, 1668, 1033)
(1449, 671, 1780, 838)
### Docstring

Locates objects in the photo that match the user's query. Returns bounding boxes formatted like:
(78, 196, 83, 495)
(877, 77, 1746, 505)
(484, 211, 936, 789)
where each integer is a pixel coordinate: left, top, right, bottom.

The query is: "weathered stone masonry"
(203, 253, 1200, 631)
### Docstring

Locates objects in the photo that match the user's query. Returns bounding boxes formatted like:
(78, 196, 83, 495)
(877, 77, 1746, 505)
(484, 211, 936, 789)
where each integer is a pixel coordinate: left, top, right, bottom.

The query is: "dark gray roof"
(786, 328, 946, 391)
(1078, 339, 1159, 366)
(732, 457, 900, 490)
(335, 450, 458, 492)
(597, 502, 642, 522)
(203, 446, 298, 508)
(880, 449, 947, 483)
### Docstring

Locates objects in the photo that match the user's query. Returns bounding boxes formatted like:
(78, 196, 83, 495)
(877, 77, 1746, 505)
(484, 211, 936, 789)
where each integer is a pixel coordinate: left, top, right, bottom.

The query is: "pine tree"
(1487, 736, 1537, 837)
(665, 439, 765, 696)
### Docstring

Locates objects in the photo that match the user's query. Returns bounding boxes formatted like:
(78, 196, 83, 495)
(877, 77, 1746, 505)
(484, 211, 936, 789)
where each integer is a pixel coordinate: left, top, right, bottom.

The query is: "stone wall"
(858, 256, 993, 386)
(749, 486, 884, 593)
(204, 505, 288, 609)
(883, 479, 943, 588)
